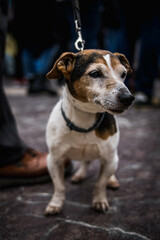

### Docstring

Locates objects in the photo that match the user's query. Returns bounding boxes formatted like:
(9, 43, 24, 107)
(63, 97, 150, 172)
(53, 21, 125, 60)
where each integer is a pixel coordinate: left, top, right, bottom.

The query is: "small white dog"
(45, 49, 134, 215)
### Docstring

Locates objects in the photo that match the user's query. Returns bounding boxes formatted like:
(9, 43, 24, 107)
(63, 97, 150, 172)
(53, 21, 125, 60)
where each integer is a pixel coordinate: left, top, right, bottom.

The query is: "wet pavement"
(0, 86, 160, 240)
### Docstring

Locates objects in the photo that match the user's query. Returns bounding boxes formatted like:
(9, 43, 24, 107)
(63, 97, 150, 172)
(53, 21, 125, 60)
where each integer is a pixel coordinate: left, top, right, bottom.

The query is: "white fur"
(45, 51, 133, 215)
(45, 84, 120, 214)
(104, 54, 127, 84)
(104, 54, 118, 80)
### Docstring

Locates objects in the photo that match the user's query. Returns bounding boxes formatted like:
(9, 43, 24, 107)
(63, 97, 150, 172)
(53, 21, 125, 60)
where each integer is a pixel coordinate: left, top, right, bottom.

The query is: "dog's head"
(47, 49, 134, 114)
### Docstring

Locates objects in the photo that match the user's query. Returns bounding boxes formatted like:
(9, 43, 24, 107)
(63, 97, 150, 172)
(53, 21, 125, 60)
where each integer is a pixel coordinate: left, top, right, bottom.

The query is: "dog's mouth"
(94, 100, 126, 114)
(108, 109, 124, 114)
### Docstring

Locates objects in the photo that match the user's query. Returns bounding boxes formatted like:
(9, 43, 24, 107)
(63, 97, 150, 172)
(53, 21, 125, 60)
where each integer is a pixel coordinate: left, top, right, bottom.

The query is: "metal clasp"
(74, 20, 85, 51)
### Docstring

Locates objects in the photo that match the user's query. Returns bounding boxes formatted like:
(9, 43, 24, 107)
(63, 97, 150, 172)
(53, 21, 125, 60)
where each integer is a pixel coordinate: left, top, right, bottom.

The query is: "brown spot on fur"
(47, 50, 132, 104)
(114, 53, 132, 74)
(95, 112, 117, 140)
(71, 76, 90, 102)
(69, 54, 109, 102)
(46, 52, 75, 80)
(71, 61, 106, 102)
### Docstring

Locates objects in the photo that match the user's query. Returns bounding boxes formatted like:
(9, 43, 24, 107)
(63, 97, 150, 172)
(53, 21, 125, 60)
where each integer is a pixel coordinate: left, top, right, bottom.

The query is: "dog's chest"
(65, 142, 99, 161)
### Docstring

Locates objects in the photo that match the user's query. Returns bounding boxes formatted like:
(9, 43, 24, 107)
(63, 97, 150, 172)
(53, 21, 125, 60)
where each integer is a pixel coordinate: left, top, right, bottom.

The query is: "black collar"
(61, 105, 105, 133)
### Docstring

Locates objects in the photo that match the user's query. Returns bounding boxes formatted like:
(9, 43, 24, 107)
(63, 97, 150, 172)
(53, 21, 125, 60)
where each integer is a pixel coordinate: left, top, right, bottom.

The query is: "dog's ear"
(46, 52, 75, 80)
(114, 53, 133, 74)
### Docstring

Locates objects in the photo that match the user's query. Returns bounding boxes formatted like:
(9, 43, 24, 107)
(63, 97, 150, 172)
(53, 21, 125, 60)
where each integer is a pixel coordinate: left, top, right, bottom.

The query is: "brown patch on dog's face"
(66, 50, 133, 105)
(69, 52, 108, 102)
(47, 49, 134, 114)
(68, 50, 111, 102)
(114, 53, 132, 74)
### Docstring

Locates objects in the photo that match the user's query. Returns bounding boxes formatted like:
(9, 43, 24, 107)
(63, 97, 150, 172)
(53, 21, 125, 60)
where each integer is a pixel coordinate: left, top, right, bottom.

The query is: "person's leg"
(0, 89, 27, 167)
(135, 45, 156, 102)
(36, 45, 60, 75)
(21, 48, 35, 80)
(0, 0, 27, 167)
(0, 0, 72, 187)
(22, 47, 58, 95)
(82, 1, 102, 49)
(0, 1, 49, 187)
(135, 17, 160, 103)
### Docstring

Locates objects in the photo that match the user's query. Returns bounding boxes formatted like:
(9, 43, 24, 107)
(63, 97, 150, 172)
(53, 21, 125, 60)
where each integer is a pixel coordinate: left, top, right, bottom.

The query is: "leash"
(72, 0, 85, 51)
(62, 0, 105, 133)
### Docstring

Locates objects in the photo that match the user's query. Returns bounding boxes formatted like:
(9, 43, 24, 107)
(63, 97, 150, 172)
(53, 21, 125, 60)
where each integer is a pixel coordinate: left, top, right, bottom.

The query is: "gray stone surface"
(0, 88, 160, 240)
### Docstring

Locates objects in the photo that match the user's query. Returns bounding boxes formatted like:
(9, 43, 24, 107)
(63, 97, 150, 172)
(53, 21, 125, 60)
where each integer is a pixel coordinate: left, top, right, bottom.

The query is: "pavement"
(0, 84, 160, 240)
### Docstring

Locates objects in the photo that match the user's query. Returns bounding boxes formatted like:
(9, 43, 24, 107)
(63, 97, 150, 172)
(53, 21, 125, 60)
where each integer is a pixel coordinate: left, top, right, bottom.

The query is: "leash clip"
(74, 20, 85, 51)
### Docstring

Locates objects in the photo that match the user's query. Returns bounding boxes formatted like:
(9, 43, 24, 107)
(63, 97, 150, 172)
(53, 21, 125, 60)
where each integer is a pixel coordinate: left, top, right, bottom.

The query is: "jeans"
(21, 44, 60, 79)
(135, 17, 160, 99)
(0, 0, 26, 167)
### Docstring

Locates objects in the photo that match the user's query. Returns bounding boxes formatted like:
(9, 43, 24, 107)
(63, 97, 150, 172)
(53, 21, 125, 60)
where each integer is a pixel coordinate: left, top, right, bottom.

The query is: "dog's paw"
(92, 199, 109, 212)
(107, 175, 120, 189)
(44, 203, 62, 216)
(71, 174, 85, 183)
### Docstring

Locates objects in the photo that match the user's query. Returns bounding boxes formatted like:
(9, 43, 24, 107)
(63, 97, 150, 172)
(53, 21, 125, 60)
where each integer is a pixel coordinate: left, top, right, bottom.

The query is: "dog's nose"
(119, 93, 135, 107)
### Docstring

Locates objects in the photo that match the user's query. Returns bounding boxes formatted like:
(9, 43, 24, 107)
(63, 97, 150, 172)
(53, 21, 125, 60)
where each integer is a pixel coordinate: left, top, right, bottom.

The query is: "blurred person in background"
(9, 0, 61, 95)
(134, 2, 160, 105)
(68, 0, 102, 51)
(101, 0, 160, 106)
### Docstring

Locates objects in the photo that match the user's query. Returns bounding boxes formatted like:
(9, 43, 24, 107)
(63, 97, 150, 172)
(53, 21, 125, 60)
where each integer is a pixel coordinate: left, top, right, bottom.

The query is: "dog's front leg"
(92, 150, 119, 212)
(45, 154, 65, 215)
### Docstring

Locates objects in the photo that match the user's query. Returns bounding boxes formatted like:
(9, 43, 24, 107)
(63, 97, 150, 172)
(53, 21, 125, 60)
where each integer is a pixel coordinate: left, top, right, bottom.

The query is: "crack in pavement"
(41, 224, 60, 240)
(57, 218, 151, 240)
(25, 214, 151, 240)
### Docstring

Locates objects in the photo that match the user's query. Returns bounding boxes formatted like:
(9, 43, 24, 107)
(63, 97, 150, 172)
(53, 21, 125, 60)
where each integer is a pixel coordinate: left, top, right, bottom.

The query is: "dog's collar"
(61, 105, 105, 133)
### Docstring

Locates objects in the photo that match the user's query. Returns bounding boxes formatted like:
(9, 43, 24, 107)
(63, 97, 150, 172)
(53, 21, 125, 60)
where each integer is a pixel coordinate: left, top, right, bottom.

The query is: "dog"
(44, 49, 134, 215)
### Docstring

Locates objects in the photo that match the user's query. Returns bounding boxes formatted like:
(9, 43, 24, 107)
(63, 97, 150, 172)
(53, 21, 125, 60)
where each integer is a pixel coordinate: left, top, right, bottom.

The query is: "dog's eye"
(121, 71, 127, 79)
(88, 70, 101, 78)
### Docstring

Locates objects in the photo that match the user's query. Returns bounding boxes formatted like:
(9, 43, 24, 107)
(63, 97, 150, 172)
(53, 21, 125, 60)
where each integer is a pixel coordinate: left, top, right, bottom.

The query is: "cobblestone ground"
(0, 86, 160, 240)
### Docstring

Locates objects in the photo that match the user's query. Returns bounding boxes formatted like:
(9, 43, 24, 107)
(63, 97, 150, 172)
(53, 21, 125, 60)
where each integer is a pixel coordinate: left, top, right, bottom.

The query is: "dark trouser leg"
(135, 17, 160, 100)
(0, 0, 27, 167)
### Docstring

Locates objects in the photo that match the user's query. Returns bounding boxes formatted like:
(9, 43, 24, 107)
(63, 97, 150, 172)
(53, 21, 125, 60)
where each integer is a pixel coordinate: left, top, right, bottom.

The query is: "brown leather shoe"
(0, 148, 48, 177)
(0, 148, 72, 187)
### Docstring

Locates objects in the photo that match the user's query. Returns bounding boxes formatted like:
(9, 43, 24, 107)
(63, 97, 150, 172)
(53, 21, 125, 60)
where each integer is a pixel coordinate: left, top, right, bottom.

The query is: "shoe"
(0, 148, 72, 187)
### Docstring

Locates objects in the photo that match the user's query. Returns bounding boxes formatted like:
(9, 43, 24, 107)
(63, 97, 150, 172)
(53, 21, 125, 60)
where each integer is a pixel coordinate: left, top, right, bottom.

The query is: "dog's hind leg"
(71, 161, 90, 183)
(107, 175, 120, 189)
